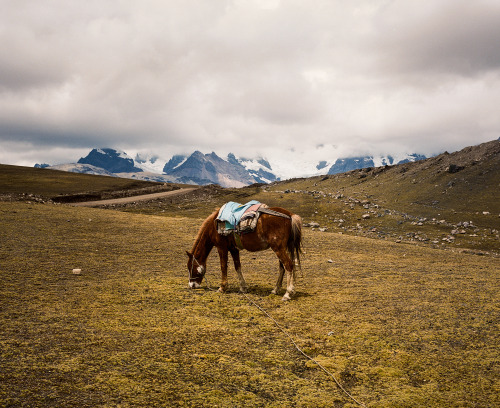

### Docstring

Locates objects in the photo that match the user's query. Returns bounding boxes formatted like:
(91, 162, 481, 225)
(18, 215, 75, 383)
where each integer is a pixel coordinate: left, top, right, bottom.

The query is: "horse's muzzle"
(188, 281, 201, 289)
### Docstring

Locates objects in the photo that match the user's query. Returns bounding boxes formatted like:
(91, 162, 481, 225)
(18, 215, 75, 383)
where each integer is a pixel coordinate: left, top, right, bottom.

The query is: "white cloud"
(0, 0, 499, 169)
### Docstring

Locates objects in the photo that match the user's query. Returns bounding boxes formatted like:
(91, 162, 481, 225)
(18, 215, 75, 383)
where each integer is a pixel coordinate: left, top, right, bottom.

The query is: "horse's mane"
(190, 210, 218, 253)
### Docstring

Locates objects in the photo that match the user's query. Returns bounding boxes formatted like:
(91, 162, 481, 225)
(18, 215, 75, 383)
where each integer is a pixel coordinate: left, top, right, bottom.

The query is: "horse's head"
(186, 251, 206, 289)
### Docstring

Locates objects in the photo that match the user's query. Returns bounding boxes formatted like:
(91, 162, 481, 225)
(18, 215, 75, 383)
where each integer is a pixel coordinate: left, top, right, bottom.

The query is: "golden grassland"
(1, 200, 499, 407)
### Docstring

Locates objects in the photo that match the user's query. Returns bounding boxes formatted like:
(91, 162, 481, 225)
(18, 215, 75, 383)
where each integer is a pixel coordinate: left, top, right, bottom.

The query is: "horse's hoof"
(239, 287, 248, 294)
(282, 293, 291, 301)
(218, 287, 226, 293)
(271, 289, 278, 295)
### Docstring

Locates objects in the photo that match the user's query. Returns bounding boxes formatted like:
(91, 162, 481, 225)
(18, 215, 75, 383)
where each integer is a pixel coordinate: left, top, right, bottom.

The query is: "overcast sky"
(1, 0, 499, 172)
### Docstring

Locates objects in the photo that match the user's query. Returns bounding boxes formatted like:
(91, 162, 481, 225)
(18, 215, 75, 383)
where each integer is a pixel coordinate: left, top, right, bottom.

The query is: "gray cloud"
(0, 0, 498, 172)
(371, 1, 500, 78)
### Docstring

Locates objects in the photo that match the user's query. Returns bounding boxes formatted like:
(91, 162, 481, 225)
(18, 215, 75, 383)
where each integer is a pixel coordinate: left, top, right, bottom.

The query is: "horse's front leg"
(217, 247, 229, 293)
(271, 261, 285, 295)
(230, 248, 247, 293)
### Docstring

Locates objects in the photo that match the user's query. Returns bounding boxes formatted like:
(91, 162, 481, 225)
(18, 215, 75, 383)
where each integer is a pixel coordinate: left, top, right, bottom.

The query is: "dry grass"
(1, 201, 499, 407)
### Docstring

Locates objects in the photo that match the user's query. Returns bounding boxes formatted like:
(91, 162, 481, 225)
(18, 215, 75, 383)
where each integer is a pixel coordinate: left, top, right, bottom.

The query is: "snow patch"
(173, 157, 187, 170)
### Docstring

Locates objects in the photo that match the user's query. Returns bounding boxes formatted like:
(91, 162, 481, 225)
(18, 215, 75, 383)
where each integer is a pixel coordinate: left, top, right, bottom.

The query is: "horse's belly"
(241, 233, 269, 252)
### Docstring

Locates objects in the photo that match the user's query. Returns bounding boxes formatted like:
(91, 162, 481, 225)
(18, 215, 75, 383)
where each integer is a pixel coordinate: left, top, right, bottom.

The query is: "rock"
(447, 164, 464, 173)
(308, 222, 320, 228)
(362, 214, 370, 219)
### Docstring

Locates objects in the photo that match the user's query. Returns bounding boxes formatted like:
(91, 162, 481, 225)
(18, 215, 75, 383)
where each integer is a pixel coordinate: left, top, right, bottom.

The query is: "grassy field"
(0, 164, 183, 202)
(1, 200, 498, 407)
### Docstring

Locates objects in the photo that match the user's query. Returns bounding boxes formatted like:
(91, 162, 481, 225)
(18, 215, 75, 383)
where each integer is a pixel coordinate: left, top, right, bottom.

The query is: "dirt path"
(71, 187, 198, 207)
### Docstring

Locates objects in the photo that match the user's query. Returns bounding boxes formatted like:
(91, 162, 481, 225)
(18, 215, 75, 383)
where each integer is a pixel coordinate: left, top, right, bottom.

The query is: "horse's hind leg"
(282, 266, 296, 301)
(230, 248, 247, 293)
(271, 262, 285, 295)
(271, 247, 296, 301)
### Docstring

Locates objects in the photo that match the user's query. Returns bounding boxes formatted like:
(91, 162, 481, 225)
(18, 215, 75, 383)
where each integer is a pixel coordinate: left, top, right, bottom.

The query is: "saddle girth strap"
(257, 207, 291, 219)
(233, 231, 244, 250)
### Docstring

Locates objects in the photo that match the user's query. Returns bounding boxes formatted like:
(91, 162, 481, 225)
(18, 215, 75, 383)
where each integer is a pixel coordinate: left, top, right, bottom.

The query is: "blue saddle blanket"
(217, 200, 261, 230)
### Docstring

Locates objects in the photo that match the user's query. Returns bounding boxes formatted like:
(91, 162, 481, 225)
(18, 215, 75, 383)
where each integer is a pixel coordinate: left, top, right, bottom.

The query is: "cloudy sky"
(1, 0, 499, 175)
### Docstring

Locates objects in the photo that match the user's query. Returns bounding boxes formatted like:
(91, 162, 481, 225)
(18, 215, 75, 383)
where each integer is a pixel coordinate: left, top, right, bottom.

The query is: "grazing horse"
(186, 206, 303, 301)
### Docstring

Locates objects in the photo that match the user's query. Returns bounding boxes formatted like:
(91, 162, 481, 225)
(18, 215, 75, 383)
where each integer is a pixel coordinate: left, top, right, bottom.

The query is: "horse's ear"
(186, 251, 192, 258)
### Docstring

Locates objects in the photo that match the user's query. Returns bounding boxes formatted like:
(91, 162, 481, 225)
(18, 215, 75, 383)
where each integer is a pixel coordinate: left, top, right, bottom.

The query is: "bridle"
(188, 253, 205, 282)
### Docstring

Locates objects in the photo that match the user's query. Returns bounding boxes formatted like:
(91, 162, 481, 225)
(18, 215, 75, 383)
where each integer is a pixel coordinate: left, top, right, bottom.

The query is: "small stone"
(72, 269, 82, 275)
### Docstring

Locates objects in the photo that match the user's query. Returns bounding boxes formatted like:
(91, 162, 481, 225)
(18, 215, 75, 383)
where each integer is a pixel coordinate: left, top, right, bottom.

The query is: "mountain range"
(36, 148, 429, 187)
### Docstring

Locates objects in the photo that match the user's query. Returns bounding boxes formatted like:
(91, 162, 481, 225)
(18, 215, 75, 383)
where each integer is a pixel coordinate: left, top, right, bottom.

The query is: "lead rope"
(240, 292, 367, 408)
(199, 270, 366, 407)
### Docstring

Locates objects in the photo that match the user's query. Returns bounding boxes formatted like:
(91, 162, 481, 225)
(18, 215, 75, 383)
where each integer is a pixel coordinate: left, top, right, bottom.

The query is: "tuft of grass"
(1, 201, 499, 407)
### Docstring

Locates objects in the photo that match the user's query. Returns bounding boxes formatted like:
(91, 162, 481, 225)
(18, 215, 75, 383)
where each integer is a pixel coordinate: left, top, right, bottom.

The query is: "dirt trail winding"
(71, 187, 198, 207)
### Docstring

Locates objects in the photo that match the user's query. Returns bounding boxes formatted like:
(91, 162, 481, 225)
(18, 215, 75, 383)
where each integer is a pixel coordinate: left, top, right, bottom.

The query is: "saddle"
(216, 201, 291, 237)
(216, 201, 266, 236)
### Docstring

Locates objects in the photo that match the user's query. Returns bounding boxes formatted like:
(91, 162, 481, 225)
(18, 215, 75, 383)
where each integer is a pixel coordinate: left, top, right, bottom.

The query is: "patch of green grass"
(1, 202, 499, 407)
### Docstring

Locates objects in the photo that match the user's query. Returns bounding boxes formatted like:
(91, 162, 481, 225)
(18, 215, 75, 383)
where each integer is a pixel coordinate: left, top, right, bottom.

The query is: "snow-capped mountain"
(161, 151, 278, 187)
(228, 154, 277, 184)
(134, 153, 165, 174)
(39, 147, 428, 187)
(162, 155, 187, 174)
(78, 148, 143, 173)
(327, 153, 427, 175)
(44, 148, 278, 188)
(48, 163, 117, 177)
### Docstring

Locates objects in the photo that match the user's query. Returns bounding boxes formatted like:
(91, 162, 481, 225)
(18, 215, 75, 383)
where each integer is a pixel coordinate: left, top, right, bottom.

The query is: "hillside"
(116, 140, 499, 255)
(0, 164, 187, 203)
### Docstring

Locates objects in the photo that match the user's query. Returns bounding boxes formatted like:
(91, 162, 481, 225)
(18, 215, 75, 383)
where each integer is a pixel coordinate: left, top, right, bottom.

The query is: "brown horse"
(186, 206, 303, 301)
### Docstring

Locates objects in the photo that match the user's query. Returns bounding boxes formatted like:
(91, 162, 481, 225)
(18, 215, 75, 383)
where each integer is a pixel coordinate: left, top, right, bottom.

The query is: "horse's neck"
(192, 215, 215, 262)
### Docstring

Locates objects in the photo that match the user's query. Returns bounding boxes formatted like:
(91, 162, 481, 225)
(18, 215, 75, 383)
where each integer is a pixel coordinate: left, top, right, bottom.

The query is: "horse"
(186, 206, 303, 301)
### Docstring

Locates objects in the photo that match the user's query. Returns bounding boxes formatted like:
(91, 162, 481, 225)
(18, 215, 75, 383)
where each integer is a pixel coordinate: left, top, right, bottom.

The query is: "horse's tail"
(288, 214, 303, 269)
